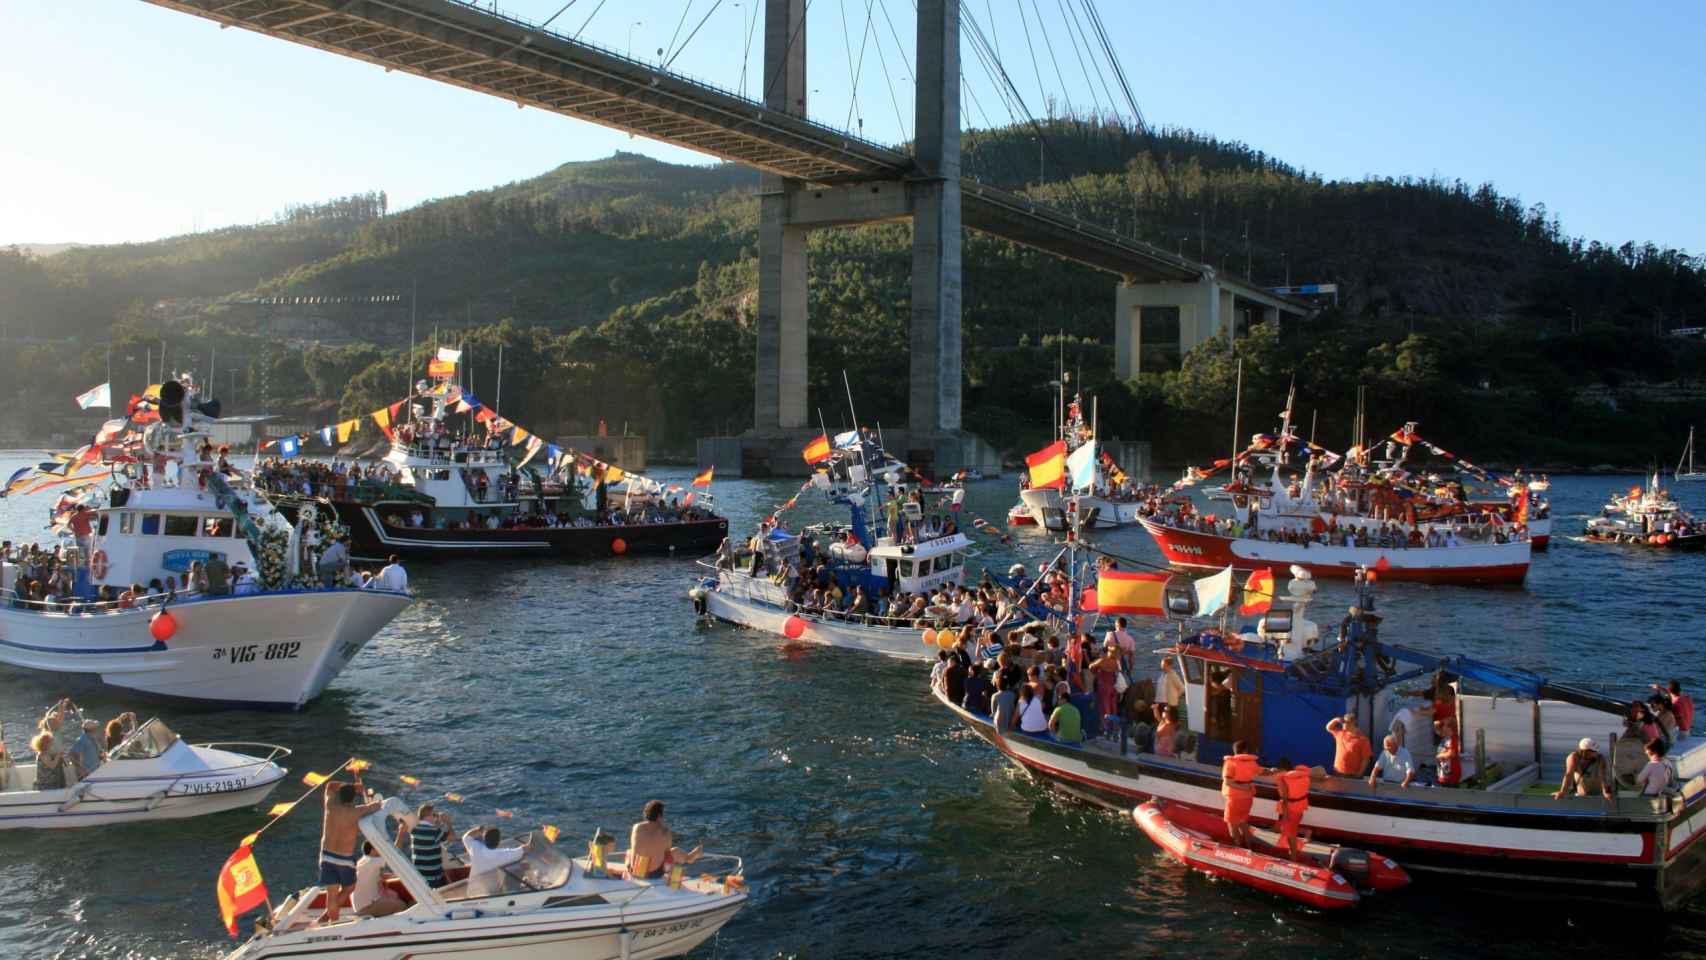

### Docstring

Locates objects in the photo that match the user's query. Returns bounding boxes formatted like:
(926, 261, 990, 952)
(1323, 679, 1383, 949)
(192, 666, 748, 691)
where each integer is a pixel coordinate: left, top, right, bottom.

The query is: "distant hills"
(2, 122, 1702, 466)
(12, 243, 83, 258)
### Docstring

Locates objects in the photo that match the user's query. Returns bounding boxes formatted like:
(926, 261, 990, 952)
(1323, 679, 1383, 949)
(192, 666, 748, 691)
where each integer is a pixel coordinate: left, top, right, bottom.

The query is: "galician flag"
(1066, 440, 1097, 492)
(75, 382, 112, 409)
(436, 346, 463, 363)
(1192, 564, 1235, 618)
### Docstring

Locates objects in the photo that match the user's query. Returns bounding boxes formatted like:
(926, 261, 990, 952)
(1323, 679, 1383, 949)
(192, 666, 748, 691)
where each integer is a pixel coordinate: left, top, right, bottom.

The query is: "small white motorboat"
(227, 796, 748, 960)
(0, 718, 288, 829)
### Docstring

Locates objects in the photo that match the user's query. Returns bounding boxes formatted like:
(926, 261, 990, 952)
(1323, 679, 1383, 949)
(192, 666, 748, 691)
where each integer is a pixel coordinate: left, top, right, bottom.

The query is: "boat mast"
(1230, 358, 1243, 469)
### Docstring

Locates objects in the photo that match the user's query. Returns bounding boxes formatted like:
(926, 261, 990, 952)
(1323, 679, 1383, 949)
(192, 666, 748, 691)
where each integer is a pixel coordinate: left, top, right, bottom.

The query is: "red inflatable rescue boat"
(1133, 801, 1360, 909)
(1153, 801, 1409, 893)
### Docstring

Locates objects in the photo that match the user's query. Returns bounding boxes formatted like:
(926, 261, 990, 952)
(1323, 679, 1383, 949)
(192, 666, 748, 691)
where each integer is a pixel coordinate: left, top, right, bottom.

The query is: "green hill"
(3, 125, 1703, 465)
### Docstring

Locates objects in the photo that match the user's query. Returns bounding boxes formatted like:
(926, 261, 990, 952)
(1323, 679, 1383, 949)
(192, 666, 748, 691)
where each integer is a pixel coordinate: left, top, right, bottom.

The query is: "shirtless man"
(318, 775, 382, 924)
(627, 800, 702, 880)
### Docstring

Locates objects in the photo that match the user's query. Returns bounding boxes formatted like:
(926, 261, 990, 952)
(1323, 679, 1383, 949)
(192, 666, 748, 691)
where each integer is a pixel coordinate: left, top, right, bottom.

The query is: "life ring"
(90, 549, 110, 580)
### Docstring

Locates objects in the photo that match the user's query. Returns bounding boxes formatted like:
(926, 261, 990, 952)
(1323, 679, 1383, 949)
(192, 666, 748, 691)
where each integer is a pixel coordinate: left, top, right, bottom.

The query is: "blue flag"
(319, 426, 335, 446)
(279, 436, 301, 459)
(1067, 440, 1097, 492)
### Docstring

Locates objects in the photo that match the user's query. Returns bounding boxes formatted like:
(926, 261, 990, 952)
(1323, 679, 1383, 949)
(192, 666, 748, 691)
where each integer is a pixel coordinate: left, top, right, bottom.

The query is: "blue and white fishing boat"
(0, 377, 411, 708)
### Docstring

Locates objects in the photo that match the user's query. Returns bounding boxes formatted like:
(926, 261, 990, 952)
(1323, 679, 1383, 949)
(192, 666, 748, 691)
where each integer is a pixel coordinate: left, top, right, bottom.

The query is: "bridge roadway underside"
(141, 0, 1202, 285)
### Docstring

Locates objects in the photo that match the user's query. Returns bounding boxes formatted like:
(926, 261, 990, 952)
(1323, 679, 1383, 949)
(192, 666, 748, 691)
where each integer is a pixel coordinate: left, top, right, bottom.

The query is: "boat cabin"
(46, 488, 260, 597)
(863, 533, 970, 595)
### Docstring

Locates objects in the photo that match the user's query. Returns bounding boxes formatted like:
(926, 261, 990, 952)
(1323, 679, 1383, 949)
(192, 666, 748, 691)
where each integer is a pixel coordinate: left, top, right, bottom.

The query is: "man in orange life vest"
(1220, 741, 1262, 848)
(1273, 760, 1313, 861)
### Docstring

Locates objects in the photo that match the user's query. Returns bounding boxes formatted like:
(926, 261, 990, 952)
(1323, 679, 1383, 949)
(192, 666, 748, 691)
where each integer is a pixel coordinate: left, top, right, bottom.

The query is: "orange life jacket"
(1221, 754, 1259, 794)
(1278, 766, 1312, 812)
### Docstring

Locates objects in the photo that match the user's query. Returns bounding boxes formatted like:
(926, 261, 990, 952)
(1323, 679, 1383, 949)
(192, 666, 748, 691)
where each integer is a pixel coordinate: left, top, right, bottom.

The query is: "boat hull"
(1132, 801, 1360, 909)
(700, 582, 936, 661)
(230, 896, 746, 960)
(0, 759, 285, 830)
(0, 590, 410, 708)
(1138, 518, 1531, 585)
(1019, 488, 1140, 530)
(937, 689, 1706, 909)
(304, 500, 728, 562)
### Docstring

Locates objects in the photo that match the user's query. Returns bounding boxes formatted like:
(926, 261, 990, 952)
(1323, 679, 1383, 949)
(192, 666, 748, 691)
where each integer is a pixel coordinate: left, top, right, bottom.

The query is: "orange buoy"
(611, 538, 628, 555)
(783, 615, 806, 639)
(149, 610, 178, 642)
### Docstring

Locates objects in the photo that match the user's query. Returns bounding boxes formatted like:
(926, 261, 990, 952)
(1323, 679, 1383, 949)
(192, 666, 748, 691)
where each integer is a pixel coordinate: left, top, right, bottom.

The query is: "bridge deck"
(142, 0, 1213, 283)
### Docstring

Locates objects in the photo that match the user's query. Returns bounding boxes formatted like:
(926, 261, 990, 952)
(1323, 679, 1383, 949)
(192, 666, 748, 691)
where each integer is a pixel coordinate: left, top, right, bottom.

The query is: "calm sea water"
(1, 452, 1704, 960)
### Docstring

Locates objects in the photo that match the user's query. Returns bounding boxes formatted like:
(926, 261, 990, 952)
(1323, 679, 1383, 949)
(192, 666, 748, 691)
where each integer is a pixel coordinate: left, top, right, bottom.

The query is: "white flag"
(75, 382, 112, 410)
(436, 347, 463, 363)
(1066, 440, 1097, 492)
(1193, 564, 1235, 618)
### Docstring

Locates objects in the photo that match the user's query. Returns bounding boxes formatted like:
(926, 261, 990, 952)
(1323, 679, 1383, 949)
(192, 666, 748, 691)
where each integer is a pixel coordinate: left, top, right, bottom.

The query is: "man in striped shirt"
(396, 803, 454, 888)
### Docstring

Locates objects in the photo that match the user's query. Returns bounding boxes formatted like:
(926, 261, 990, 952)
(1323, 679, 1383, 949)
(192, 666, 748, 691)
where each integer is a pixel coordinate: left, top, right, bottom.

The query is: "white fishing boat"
(0, 377, 411, 707)
(693, 431, 1001, 660)
(1678, 427, 1705, 482)
(228, 796, 748, 960)
(0, 717, 288, 829)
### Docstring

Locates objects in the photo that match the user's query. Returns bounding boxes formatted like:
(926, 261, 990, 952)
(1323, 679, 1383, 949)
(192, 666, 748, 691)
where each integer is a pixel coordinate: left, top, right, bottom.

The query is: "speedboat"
(0, 717, 287, 829)
(227, 796, 748, 959)
(0, 377, 410, 708)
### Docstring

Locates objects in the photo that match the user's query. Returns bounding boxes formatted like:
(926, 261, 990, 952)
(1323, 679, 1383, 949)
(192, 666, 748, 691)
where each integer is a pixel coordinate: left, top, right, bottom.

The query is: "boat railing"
(0, 591, 174, 615)
(191, 742, 294, 771)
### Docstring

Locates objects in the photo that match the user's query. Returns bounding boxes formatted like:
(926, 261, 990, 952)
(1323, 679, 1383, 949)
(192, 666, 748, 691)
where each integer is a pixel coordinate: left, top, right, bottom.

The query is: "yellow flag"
(443, 792, 464, 803)
(399, 775, 421, 786)
(266, 802, 294, 818)
(336, 419, 358, 443)
(605, 465, 626, 483)
(495, 809, 514, 818)
(372, 407, 392, 431)
(347, 759, 372, 773)
(541, 825, 560, 843)
(302, 772, 328, 788)
(239, 831, 260, 848)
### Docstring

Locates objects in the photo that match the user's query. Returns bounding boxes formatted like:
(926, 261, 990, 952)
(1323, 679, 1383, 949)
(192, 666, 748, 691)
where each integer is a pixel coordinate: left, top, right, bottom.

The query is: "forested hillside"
(4, 123, 1703, 466)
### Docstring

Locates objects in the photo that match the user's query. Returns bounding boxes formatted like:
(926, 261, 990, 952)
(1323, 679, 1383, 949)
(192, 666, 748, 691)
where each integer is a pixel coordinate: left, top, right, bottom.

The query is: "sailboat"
(1677, 427, 1705, 482)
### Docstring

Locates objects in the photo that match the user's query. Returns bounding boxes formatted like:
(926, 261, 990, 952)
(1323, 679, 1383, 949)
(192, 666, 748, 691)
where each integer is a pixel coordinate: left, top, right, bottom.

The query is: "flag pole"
(495, 343, 504, 414)
(1230, 358, 1243, 469)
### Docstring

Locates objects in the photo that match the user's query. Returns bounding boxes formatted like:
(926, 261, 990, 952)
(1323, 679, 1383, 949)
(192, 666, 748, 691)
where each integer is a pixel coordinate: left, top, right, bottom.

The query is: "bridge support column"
(752, 0, 810, 432)
(910, 0, 962, 435)
(1113, 276, 1222, 378)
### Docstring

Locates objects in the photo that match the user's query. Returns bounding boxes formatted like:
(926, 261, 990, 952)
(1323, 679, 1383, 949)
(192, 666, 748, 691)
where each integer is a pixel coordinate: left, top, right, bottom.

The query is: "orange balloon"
(921, 628, 937, 647)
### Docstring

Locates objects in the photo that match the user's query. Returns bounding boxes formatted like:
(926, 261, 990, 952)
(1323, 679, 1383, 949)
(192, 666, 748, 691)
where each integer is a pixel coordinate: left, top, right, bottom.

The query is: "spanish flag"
(1095, 570, 1168, 615)
(427, 358, 457, 378)
(215, 841, 269, 937)
(802, 434, 832, 464)
(1238, 568, 1275, 616)
(1025, 440, 1067, 490)
(692, 465, 715, 488)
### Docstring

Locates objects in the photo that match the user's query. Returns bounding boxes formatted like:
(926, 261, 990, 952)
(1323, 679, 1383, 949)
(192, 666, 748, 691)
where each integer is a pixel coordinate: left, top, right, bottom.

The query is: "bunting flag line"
(266, 802, 294, 817)
(1025, 440, 1067, 490)
(541, 824, 560, 843)
(278, 436, 301, 460)
(319, 425, 335, 446)
(372, 406, 393, 439)
(336, 418, 358, 443)
(399, 775, 421, 786)
(301, 772, 328, 788)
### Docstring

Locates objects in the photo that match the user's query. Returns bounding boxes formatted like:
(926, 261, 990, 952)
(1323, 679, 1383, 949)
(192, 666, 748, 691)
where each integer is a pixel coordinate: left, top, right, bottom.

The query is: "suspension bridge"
(139, 0, 1308, 475)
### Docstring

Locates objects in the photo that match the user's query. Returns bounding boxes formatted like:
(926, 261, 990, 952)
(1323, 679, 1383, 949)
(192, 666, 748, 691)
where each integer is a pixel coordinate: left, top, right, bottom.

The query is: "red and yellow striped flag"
(692, 465, 715, 488)
(1025, 440, 1067, 490)
(1238, 568, 1275, 616)
(215, 841, 269, 937)
(801, 434, 832, 464)
(1095, 570, 1168, 616)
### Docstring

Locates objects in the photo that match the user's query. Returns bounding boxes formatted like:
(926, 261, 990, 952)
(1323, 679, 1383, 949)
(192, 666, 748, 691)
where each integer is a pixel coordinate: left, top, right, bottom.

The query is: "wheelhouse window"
(897, 559, 914, 578)
(203, 517, 230, 538)
(163, 515, 198, 537)
(119, 512, 135, 534)
(97, 514, 110, 536)
(140, 513, 161, 535)
(933, 554, 952, 573)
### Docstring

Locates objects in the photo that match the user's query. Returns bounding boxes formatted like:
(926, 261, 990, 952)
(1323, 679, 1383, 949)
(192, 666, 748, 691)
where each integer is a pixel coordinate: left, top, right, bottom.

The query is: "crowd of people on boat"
(255, 459, 401, 499)
(383, 500, 713, 533)
(0, 699, 140, 792)
(1146, 500, 1522, 547)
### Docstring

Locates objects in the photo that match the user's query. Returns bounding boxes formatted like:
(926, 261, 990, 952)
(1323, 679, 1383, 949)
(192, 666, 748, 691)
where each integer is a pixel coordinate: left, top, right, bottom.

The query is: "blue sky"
(3, 0, 1701, 252)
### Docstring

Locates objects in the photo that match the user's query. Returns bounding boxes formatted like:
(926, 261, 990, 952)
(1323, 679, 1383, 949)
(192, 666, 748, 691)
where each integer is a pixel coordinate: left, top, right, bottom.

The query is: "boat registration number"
(214, 642, 300, 663)
(174, 777, 249, 796)
(637, 917, 705, 940)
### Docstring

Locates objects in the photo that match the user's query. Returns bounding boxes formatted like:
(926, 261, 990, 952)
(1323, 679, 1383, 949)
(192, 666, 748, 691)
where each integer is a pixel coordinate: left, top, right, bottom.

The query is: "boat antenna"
(495, 342, 504, 415)
(1310, 409, 1318, 445)
(408, 278, 418, 420)
(1230, 358, 1243, 469)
